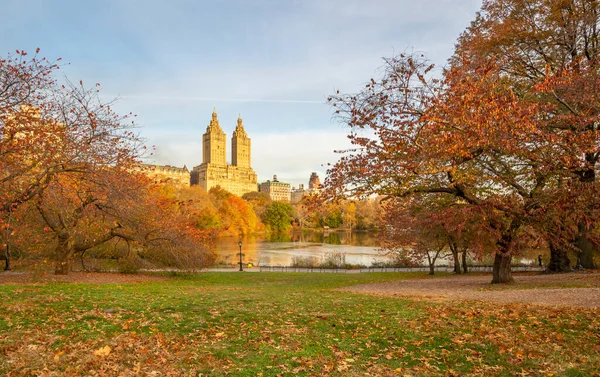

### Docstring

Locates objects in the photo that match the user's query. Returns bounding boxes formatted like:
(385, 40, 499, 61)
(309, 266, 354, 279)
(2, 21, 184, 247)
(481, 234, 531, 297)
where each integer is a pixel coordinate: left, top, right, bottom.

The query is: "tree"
(341, 201, 357, 230)
(381, 198, 446, 275)
(381, 196, 490, 275)
(262, 201, 294, 233)
(324, 46, 596, 283)
(242, 191, 271, 220)
(453, 0, 600, 269)
(1, 51, 142, 214)
(206, 187, 262, 236)
(177, 186, 222, 234)
(1, 50, 146, 272)
(1, 50, 216, 273)
(354, 198, 381, 231)
(33, 169, 214, 274)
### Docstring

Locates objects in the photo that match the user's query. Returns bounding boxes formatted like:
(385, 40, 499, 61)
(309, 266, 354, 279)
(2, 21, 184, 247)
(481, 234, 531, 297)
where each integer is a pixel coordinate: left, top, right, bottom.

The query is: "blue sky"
(1, 0, 482, 187)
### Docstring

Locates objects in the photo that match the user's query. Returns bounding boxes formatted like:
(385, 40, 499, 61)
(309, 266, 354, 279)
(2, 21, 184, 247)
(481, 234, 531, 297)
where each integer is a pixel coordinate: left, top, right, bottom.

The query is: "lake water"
(211, 230, 552, 268)
(212, 230, 390, 267)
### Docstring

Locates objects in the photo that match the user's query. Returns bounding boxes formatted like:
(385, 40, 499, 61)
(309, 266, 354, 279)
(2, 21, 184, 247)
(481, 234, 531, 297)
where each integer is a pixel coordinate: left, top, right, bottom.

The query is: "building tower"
(232, 115, 251, 168)
(202, 108, 226, 166)
(309, 172, 321, 189)
(191, 110, 258, 196)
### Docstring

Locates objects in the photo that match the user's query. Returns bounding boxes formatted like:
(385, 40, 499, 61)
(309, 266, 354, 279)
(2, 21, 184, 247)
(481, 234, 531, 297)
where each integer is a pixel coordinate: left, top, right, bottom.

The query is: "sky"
(1, 0, 482, 187)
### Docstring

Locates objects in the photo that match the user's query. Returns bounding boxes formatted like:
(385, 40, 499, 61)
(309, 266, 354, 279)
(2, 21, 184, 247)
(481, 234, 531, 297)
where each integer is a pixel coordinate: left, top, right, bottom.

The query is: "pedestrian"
(538, 254, 542, 267)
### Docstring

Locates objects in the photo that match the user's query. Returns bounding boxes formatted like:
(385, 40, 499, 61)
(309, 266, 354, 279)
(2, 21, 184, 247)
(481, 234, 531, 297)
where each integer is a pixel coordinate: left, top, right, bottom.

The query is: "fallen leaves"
(1, 276, 600, 376)
(93, 345, 111, 357)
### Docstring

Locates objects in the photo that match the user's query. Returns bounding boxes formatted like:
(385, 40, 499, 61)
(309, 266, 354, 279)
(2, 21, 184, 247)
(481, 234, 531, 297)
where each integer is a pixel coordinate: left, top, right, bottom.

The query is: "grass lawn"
(0, 272, 598, 376)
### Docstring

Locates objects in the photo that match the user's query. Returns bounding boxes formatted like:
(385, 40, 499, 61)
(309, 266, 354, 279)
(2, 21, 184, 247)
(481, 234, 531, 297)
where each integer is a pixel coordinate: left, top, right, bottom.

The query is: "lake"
(210, 230, 554, 268)
(211, 230, 390, 267)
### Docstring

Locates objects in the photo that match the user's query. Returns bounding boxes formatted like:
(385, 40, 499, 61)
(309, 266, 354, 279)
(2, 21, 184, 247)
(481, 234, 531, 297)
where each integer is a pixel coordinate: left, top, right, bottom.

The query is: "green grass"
(0, 272, 599, 376)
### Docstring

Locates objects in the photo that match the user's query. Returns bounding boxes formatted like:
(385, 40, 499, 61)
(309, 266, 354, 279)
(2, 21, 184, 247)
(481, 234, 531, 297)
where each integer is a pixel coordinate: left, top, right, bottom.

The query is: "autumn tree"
(104, 178, 215, 271)
(354, 198, 382, 231)
(452, 0, 600, 269)
(381, 198, 447, 275)
(0, 50, 148, 271)
(324, 45, 595, 283)
(1, 51, 59, 215)
(206, 187, 262, 236)
(292, 198, 311, 228)
(177, 186, 222, 234)
(381, 195, 491, 275)
(341, 201, 357, 230)
(31, 169, 214, 274)
(1, 50, 215, 273)
(242, 191, 271, 220)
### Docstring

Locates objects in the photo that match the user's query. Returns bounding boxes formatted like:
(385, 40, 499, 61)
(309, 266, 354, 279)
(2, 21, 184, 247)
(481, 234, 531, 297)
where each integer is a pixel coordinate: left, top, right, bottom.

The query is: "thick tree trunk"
(574, 165, 598, 269)
(4, 244, 11, 271)
(453, 250, 462, 274)
(429, 263, 435, 275)
(55, 259, 70, 275)
(574, 227, 597, 270)
(491, 219, 521, 284)
(447, 237, 462, 274)
(54, 235, 72, 275)
(491, 253, 513, 284)
(546, 243, 571, 273)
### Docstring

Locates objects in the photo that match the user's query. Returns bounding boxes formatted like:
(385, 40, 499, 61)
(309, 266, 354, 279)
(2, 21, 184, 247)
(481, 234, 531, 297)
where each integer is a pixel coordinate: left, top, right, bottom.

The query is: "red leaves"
(324, 0, 600, 271)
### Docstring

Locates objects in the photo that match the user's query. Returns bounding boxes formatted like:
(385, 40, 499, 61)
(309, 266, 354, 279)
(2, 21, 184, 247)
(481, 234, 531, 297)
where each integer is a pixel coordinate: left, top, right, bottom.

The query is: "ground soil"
(343, 271, 600, 308)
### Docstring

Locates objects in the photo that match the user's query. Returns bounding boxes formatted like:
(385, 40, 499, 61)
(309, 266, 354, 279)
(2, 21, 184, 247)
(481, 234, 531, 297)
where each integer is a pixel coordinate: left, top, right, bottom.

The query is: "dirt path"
(343, 271, 600, 308)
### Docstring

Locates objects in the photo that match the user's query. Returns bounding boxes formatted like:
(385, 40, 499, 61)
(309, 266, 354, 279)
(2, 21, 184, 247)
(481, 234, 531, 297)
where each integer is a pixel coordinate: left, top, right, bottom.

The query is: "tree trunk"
(574, 165, 598, 269)
(55, 259, 70, 275)
(574, 227, 597, 270)
(546, 243, 571, 273)
(491, 253, 513, 284)
(453, 251, 461, 274)
(54, 235, 72, 275)
(462, 249, 468, 274)
(429, 263, 435, 275)
(4, 244, 11, 271)
(449, 239, 462, 274)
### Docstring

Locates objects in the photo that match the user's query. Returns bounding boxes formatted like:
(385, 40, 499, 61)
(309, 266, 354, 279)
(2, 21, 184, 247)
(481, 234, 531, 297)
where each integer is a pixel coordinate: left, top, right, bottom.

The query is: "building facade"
(290, 172, 322, 203)
(259, 175, 291, 202)
(139, 164, 191, 188)
(308, 172, 322, 189)
(290, 184, 306, 203)
(190, 110, 258, 197)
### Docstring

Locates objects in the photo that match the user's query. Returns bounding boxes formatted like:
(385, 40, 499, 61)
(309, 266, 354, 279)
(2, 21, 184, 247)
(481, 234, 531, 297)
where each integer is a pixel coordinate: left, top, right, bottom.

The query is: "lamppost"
(238, 241, 243, 271)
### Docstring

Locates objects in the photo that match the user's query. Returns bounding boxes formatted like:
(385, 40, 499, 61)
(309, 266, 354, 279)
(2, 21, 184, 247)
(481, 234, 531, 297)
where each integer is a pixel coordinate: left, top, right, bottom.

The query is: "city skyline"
(1, 0, 482, 186)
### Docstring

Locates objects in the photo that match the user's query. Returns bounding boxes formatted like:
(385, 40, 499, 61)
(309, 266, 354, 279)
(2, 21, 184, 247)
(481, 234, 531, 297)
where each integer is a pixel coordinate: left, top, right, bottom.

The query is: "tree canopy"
(0, 50, 213, 273)
(325, 0, 600, 283)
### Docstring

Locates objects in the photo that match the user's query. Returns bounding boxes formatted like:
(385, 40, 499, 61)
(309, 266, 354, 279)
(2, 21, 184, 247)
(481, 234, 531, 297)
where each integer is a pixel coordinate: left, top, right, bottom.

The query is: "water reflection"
(212, 230, 386, 267)
(265, 230, 380, 246)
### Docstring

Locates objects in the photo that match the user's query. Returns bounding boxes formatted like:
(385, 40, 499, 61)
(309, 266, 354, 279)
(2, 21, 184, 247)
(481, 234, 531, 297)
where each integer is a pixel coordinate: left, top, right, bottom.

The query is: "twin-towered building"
(143, 109, 321, 201)
(190, 110, 258, 197)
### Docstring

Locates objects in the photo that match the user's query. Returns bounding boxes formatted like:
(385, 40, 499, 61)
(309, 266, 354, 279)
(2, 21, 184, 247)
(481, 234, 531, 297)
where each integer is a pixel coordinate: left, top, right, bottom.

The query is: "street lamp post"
(238, 241, 243, 271)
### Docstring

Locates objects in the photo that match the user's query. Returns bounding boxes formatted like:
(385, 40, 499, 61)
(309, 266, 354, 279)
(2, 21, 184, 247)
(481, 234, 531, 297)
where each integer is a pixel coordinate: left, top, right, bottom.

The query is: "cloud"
(1, 0, 483, 184)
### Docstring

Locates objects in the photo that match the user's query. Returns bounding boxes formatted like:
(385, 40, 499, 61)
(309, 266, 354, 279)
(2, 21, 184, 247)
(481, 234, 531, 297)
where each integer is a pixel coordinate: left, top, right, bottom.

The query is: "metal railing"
(257, 265, 544, 273)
